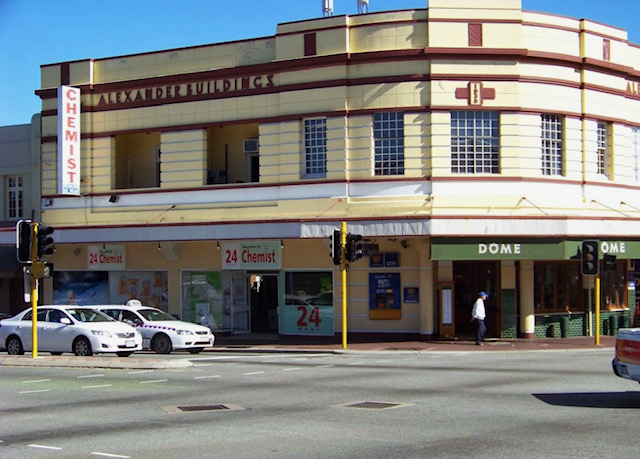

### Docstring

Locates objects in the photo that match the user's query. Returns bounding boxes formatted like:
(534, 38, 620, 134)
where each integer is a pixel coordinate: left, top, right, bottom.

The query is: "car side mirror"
(60, 317, 72, 325)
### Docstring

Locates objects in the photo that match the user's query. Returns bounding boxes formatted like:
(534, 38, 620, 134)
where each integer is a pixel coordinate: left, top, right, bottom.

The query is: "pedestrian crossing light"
(603, 253, 617, 271)
(37, 225, 55, 259)
(345, 233, 363, 262)
(16, 219, 32, 263)
(330, 229, 341, 265)
(581, 240, 599, 276)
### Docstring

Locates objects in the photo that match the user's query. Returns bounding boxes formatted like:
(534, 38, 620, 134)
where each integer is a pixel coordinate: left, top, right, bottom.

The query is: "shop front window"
(181, 271, 225, 330)
(534, 262, 582, 312)
(282, 271, 334, 336)
(601, 262, 627, 310)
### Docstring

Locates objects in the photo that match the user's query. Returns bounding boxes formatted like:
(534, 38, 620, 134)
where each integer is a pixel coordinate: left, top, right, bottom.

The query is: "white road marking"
(78, 374, 105, 379)
(23, 379, 51, 383)
(347, 361, 365, 365)
(193, 363, 213, 367)
(244, 371, 265, 376)
(127, 370, 154, 375)
(282, 367, 302, 371)
(91, 452, 131, 458)
(82, 384, 112, 389)
(376, 360, 391, 363)
(139, 379, 168, 384)
(19, 389, 51, 394)
(193, 375, 221, 380)
(28, 444, 62, 450)
(316, 364, 334, 368)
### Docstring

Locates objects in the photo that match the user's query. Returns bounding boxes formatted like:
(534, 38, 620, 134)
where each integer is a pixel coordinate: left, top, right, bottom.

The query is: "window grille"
(633, 127, 640, 182)
(597, 122, 608, 175)
(451, 111, 499, 174)
(7, 175, 24, 220)
(374, 112, 404, 176)
(541, 114, 563, 176)
(304, 118, 327, 177)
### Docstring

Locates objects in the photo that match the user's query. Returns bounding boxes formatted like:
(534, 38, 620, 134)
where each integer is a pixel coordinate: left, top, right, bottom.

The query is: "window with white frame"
(6, 175, 24, 220)
(597, 122, 611, 176)
(541, 114, 563, 176)
(374, 112, 404, 175)
(304, 118, 327, 177)
(450, 111, 499, 174)
(633, 127, 640, 182)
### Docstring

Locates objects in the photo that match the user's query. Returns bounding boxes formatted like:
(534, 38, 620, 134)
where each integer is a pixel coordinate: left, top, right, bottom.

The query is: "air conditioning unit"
(243, 138, 258, 153)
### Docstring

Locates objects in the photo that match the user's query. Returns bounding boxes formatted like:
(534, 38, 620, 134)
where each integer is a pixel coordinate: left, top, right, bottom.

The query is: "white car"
(98, 304, 215, 354)
(0, 305, 142, 357)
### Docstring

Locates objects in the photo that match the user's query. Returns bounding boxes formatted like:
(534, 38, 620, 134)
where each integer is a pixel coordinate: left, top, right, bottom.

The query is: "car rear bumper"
(612, 357, 640, 383)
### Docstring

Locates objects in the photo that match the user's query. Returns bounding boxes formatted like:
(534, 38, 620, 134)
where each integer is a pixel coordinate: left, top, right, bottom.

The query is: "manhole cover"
(162, 403, 245, 414)
(339, 401, 413, 410)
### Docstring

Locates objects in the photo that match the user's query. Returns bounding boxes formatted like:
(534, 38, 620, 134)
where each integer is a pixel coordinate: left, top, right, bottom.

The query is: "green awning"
(430, 239, 640, 261)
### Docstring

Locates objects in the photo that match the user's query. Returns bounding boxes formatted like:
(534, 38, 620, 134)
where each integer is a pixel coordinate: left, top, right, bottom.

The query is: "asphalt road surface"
(0, 348, 638, 458)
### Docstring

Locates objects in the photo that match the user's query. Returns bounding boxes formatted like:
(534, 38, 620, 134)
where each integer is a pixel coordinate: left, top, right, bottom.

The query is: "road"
(0, 348, 638, 458)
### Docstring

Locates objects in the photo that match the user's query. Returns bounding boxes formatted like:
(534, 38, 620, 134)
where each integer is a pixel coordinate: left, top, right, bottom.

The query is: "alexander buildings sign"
(95, 73, 276, 108)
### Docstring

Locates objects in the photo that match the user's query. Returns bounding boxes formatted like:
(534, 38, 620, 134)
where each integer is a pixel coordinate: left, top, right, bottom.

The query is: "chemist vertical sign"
(58, 85, 81, 195)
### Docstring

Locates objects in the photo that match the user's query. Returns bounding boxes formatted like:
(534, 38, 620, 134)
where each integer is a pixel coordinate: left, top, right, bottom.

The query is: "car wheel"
(50, 352, 63, 356)
(73, 337, 93, 356)
(6, 336, 24, 355)
(188, 347, 204, 354)
(151, 334, 172, 354)
(116, 351, 133, 357)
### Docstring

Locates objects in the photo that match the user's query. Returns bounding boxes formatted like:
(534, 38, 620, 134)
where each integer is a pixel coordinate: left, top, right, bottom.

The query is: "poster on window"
(53, 271, 110, 305)
(369, 273, 401, 319)
(109, 271, 168, 311)
(280, 271, 334, 336)
(181, 271, 226, 330)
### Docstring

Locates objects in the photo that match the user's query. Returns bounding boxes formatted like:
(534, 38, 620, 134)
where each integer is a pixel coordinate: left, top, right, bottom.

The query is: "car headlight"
(176, 330, 194, 335)
(91, 330, 112, 338)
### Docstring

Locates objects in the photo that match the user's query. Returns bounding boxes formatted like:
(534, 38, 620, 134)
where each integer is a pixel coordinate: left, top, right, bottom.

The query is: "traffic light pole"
(595, 275, 600, 346)
(340, 221, 347, 349)
(30, 223, 39, 358)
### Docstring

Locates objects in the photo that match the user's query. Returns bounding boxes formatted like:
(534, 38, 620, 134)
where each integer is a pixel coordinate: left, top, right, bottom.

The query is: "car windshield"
(67, 308, 113, 323)
(137, 308, 177, 321)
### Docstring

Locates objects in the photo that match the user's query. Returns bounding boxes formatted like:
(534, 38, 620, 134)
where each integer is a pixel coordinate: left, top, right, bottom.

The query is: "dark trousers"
(476, 319, 486, 344)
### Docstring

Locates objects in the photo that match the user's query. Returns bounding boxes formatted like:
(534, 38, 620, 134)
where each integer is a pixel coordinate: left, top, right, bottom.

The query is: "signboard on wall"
(369, 273, 401, 320)
(221, 241, 281, 270)
(87, 245, 126, 271)
(57, 85, 81, 195)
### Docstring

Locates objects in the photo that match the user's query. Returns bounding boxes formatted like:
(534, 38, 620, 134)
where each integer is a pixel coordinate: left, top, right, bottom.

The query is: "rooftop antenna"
(322, 0, 333, 17)
(357, 0, 369, 14)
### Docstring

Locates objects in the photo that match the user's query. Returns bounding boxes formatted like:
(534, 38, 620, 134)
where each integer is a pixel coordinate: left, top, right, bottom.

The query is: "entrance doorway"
(453, 262, 499, 339)
(249, 273, 279, 333)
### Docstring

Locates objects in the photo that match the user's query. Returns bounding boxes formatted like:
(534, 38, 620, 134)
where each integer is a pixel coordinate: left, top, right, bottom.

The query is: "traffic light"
(581, 240, 599, 275)
(603, 253, 617, 271)
(37, 225, 55, 259)
(345, 233, 363, 262)
(16, 219, 32, 263)
(330, 229, 341, 265)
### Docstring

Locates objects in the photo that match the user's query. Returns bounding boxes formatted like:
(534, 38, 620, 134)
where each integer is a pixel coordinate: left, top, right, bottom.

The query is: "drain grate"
(342, 401, 407, 410)
(178, 404, 229, 412)
(162, 403, 245, 414)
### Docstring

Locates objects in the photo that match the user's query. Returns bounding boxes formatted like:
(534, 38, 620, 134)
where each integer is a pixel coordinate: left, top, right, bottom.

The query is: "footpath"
(0, 335, 616, 370)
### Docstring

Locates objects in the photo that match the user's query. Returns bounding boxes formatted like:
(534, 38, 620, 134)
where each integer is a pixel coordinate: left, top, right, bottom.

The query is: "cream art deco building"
(29, 0, 640, 341)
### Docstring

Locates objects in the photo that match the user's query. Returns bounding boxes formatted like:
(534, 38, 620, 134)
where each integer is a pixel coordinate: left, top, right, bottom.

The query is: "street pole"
(30, 223, 39, 358)
(595, 275, 600, 346)
(341, 221, 347, 349)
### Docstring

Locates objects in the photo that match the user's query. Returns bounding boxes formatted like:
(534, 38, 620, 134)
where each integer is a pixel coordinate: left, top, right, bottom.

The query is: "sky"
(0, 0, 637, 127)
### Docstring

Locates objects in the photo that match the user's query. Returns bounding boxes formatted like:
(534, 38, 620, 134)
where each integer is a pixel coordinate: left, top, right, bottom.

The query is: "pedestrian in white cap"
(471, 292, 488, 345)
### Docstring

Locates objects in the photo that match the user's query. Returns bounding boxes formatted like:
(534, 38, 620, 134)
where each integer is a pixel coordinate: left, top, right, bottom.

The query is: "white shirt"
(472, 298, 486, 320)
